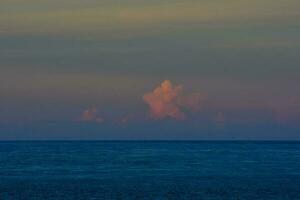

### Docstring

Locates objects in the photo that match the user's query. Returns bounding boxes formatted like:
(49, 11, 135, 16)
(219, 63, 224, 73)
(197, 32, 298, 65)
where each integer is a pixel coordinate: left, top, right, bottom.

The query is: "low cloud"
(143, 80, 205, 120)
(80, 107, 104, 123)
(78, 108, 137, 124)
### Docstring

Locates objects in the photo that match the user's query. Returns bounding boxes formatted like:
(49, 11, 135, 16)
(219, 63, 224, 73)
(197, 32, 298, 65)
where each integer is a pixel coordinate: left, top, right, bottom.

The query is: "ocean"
(0, 141, 300, 199)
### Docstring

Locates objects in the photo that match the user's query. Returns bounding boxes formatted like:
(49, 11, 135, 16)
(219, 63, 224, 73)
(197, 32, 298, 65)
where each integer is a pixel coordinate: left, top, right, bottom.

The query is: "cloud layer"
(143, 80, 204, 120)
(80, 107, 104, 123)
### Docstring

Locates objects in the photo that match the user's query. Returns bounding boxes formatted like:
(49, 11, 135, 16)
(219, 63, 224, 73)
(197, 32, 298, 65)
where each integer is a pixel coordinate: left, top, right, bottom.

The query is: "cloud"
(143, 80, 205, 120)
(79, 107, 104, 123)
(78, 107, 138, 124)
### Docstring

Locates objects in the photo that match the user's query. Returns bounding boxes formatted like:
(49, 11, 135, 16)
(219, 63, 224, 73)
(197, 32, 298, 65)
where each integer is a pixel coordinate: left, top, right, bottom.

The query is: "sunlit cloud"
(143, 80, 205, 120)
(78, 107, 138, 124)
(79, 107, 104, 123)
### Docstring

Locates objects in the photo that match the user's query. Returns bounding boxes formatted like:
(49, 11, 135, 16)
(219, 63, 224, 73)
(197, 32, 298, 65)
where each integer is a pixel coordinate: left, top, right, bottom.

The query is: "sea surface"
(0, 141, 300, 200)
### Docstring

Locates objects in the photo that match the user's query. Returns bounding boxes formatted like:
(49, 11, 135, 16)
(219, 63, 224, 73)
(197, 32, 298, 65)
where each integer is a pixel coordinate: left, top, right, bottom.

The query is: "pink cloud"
(80, 107, 104, 123)
(143, 80, 204, 120)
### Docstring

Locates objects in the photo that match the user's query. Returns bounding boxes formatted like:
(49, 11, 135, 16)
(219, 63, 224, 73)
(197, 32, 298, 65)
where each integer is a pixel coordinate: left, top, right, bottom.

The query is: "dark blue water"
(0, 141, 300, 199)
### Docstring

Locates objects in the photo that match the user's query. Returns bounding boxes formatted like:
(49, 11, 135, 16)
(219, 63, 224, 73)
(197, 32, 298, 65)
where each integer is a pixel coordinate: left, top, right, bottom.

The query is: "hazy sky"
(0, 0, 299, 140)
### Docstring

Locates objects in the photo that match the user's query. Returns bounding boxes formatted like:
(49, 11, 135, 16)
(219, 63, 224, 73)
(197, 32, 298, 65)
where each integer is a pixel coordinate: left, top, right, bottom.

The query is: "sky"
(0, 0, 300, 140)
